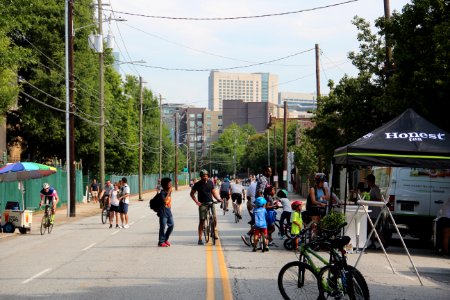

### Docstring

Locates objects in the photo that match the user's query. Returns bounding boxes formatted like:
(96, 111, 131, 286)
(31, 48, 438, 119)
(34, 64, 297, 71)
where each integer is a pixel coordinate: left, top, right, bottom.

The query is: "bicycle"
(40, 201, 54, 235)
(252, 228, 268, 252)
(278, 223, 370, 300)
(101, 195, 110, 224)
(222, 196, 228, 215)
(203, 201, 219, 245)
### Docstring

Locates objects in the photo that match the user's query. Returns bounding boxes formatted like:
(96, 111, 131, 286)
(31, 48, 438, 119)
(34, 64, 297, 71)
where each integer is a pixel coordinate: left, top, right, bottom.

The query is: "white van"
(372, 167, 450, 241)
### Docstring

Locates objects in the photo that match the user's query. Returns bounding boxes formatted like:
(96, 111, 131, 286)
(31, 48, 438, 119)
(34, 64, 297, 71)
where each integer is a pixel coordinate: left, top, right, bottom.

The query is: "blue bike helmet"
(254, 197, 267, 207)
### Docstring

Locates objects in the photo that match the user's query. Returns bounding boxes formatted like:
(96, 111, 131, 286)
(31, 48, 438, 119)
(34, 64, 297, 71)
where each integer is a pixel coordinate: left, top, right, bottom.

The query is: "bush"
(319, 210, 346, 230)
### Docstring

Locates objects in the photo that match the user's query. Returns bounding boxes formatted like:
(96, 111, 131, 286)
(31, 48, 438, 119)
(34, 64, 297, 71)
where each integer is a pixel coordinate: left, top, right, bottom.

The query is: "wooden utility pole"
(159, 94, 162, 180)
(384, 0, 392, 73)
(283, 100, 288, 189)
(68, 0, 76, 217)
(138, 76, 143, 200)
(174, 112, 179, 190)
(315, 44, 321, 102)
(98, 0, 105, 196)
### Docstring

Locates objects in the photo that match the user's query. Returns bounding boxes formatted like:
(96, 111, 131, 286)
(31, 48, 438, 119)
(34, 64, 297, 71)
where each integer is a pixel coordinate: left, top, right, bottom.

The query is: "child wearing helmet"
(277, 189, 292, 239)
(252, 197, 269, 252)
(290, 201, 303, 250)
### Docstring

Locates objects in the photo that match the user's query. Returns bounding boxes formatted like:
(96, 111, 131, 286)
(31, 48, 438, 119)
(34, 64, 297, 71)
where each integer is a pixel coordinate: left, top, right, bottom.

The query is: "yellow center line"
(216, 239, 233, 300)
(206, 243, 215, 300)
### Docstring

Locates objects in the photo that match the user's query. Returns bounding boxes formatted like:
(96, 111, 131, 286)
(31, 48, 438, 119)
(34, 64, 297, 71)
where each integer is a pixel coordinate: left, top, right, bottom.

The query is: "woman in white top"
(277, 189, 292, 239)
(109, 182, 120, 228)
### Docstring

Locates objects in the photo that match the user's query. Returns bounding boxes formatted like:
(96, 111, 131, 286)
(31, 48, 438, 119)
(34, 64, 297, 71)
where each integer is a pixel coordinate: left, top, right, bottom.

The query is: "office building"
(208, 71, 278, 111)
(278, 92, 317, 118)
(222, 100, 276, 133)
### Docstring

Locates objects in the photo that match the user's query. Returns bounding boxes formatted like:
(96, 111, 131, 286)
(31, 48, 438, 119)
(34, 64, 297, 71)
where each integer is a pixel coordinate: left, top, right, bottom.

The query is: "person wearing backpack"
(157, 177, 174, 247)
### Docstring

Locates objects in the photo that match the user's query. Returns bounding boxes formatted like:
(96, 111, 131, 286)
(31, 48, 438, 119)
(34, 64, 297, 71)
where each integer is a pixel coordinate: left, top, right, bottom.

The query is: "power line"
(132, 48, 314, 72)
(104, 1, 358, 21)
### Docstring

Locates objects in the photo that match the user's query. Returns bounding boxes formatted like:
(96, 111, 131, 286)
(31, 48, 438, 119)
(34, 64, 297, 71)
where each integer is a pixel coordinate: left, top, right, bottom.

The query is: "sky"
(104, 0, 411, 108)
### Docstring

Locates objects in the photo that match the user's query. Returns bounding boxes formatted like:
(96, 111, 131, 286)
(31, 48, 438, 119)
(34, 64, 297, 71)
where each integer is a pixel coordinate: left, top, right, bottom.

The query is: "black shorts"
(307, 206, 326, 217)
(110, 205, 119, 212)
(231, 193, 242, 204)
(220, 191, 230, 200)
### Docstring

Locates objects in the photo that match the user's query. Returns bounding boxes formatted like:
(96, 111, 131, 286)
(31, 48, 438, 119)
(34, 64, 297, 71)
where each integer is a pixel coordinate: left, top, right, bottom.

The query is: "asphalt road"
(1, 189, 449, 300)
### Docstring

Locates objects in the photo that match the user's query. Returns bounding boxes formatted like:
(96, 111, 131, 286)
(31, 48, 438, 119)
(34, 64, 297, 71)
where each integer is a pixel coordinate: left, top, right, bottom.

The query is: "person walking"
(190, 170, 222, 245)
(256, 166, 272, 197)
(157, 177, 174, 247)
(90, 178, 99, 205)
(119, 177, 130, 229)
(109, 182, 120, 228)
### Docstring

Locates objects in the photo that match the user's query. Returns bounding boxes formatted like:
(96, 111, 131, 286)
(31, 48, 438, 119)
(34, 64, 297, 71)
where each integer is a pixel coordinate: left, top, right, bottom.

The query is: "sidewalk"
(0, 185, 190, 239)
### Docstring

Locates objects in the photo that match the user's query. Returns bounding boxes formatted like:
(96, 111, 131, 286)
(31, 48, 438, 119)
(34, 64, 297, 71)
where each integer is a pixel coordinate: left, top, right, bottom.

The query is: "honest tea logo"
(385, 132, 446, 142)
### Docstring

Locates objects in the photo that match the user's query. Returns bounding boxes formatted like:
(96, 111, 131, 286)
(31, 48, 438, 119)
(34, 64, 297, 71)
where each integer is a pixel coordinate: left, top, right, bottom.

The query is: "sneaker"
(124, 224, 130, 229)
(265, 246, 270, 252)
(116, 224, 119, 228)
(158, 242, 169, 247)
(198, 240, 204, 245)
(164, 241, 171, 246)
(119, 224, 124, 228)
(268, 241, 276, 247)
(241, 235, 251, 246)
(109, 224, 112, 229)
(252, 246, 257, 252)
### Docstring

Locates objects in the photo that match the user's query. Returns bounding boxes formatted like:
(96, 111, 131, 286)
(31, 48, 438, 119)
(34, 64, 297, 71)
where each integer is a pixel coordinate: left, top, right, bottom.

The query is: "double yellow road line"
(206, 239, 233, 300)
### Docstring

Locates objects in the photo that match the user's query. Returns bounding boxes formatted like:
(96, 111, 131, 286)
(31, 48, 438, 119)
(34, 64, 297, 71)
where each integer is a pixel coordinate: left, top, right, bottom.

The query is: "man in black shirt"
(190, 169, 222, 245)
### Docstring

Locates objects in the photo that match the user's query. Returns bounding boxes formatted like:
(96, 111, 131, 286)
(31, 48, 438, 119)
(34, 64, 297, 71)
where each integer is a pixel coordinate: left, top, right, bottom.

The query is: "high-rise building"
(208, 71, 278, 111)
(278, 92, 317, 118)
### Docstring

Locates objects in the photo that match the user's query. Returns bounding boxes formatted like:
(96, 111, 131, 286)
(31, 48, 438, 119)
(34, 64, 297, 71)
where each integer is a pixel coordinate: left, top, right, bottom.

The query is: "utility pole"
(194, 121, 197, 176)
(384, 0, 392, 74)
(267, 129, 270, 166)
(159, 94, 162, 180)
(283, 100, 288, 189)
(187, 132, 191, 183)
(273, 123, 278, 189)
(174, 112, 179, 190)
(138, 76, 143, 200)
(233, 131, 237, 179)
(315, 43, 321, 102)
(98, 0, 105, 195)
(65, 0, 76, 217)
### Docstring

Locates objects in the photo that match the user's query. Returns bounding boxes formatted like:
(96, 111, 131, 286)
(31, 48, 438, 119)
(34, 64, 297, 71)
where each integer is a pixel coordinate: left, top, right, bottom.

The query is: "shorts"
(91, 191, 98, 197)
(220, 191, 230, 200)
(119, 202, 128, 214)
(254, 228, 268, 236)
(199, 203, 216, 221)
(231, 193, 242, 204)
(110, 205, 119, 212)
(307, 206, 326, 217)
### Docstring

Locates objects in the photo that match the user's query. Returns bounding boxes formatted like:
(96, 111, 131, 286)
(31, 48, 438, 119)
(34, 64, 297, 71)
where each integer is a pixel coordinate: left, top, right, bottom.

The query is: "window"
(218, 130, 223, 134)
(197, 113, 202, 119)
(218, 115, 222, 119)
(189, 113, 195, 119)
(190, 121, 195, 127)
(206, 122, 211, 126)
(206, 114, 211, 119)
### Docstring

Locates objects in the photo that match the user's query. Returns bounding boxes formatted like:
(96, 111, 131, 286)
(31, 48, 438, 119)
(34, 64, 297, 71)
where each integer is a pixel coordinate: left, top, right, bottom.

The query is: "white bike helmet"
(42, 182, 50, 189)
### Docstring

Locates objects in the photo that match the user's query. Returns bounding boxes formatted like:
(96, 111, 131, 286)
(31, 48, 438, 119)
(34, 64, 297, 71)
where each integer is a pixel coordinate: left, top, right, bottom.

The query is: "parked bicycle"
(277, 223, 369, 300)
(40, 201, 53, 235)
(203, 201, 219, 245)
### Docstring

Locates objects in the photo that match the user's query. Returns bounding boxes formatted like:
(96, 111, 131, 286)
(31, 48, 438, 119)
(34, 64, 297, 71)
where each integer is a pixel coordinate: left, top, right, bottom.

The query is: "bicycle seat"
(329, 236, 351, 249)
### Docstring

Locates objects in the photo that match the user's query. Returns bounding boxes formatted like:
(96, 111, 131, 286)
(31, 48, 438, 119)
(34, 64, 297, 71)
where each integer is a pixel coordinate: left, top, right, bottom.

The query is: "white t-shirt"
(247, 181, 257, 203)
(110, 190, 119, 206)
(439, 199, 450, 218)
(230, 183, 244, 194)
(122, 184, 130, 204)
(279, 198, 292, 213)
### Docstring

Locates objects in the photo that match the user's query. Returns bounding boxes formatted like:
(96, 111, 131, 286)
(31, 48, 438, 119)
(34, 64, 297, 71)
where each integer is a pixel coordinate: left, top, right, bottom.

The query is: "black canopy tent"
(329, 108, 450, 286)
(333, 108, 450, 169)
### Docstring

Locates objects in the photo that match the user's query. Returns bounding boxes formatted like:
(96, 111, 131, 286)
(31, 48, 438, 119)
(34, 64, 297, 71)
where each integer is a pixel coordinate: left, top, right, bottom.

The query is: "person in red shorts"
(252, 196, 269, 252)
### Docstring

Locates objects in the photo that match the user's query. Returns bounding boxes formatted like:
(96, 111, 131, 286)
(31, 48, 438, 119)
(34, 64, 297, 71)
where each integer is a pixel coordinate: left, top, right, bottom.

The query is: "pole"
(138, 76, 143, 200)
(273, 124, 278, 189)
(64, 0, 71, 217)
(68, 0, 76, 217)
(267, 130, 270, 166)
(194, 121, 197, 176)
(233, 131, 237, 179)
(187, 132, 191, 183)
(283, 100, 288, 189)
(174, 112, 179, 190)
(315, 43, 321, 101)
(384, 0, 392, 73)
(159, 94, 162, 180)
(98, 0, 105, 195)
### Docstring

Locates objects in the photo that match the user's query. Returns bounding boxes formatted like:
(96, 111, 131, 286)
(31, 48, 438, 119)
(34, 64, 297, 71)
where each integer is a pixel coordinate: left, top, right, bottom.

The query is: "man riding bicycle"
(99, 180, 113, 208)
(39, 183, 59, 224)
(190, 169, 222, 245)
(230, 179, 245, 219)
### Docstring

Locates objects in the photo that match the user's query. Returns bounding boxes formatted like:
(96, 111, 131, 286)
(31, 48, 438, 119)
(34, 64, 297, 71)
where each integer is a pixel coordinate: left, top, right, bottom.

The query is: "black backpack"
(149, 193, 164, 213)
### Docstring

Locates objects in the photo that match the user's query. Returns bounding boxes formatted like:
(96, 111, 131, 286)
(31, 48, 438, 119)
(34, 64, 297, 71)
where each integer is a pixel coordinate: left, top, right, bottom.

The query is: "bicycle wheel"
(204, 218, 210, 243)
(223, 199, 227, 215)
(101, 207, 108, 224)
(346, 266, 370, 300)
(40, 215, 47, 235)
(318, 265, 369, 300)
(284, 238, 295, 251)
(235, 211, 239, 223)
(209, 215, 216, 245)
(47, 219, 53, 234)
(278, 261, 320, 300)
(261, 234, 267, 252)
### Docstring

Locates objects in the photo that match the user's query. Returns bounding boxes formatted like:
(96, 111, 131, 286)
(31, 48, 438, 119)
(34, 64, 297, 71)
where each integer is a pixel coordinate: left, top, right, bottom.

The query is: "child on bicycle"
(290, 200, 303, 251)
(253, 196, 268, 252)
(277, 189, 292, 239)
